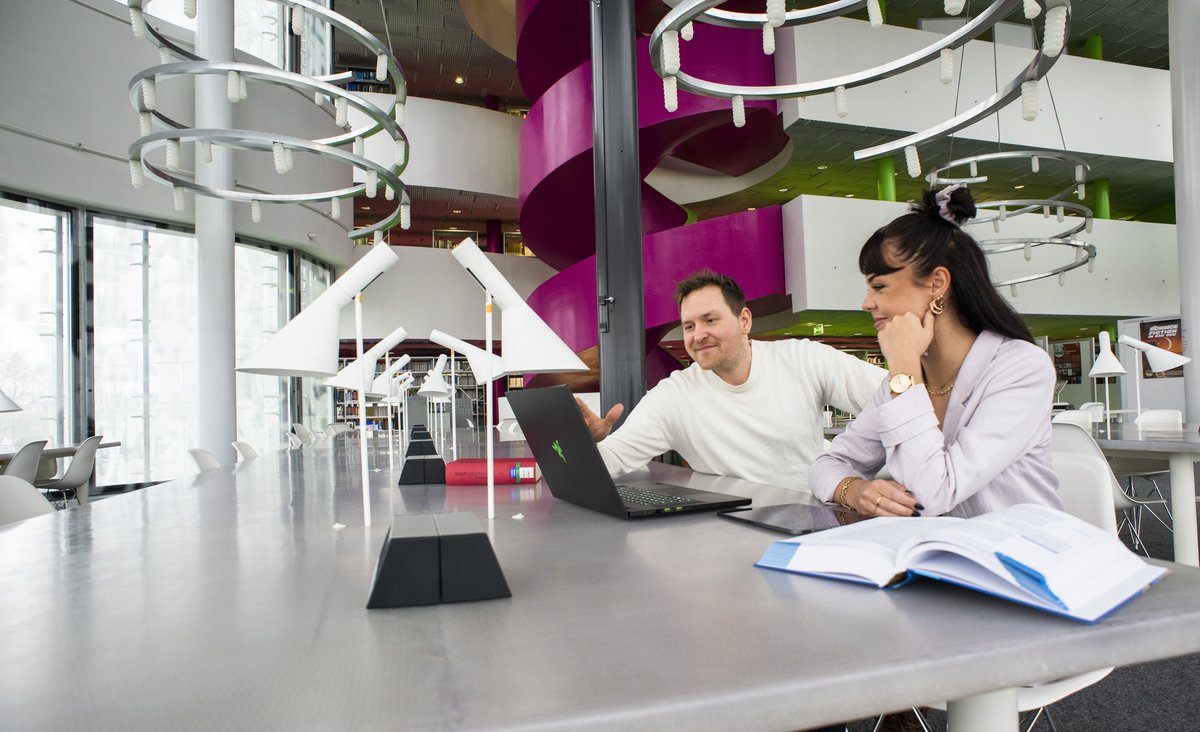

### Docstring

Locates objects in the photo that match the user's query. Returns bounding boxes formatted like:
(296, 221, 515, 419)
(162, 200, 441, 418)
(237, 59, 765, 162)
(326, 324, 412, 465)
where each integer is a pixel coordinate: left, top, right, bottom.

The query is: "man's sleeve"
(595, 386, 676, 476)
(815, 342, 887, 414)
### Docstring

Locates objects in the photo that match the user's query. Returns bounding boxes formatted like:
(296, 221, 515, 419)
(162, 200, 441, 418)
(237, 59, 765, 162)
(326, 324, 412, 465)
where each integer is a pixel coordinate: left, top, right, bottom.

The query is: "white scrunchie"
(935, 184, 967, 227)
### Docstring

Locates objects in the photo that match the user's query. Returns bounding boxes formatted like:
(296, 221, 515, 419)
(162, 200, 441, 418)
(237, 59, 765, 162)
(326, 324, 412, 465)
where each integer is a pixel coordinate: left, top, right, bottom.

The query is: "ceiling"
(331, 2, 1174, 339)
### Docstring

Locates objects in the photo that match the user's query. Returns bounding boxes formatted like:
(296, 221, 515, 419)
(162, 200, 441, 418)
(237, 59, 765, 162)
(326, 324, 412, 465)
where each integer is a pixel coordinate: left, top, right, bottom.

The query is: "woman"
(810, 185, 1063, 518)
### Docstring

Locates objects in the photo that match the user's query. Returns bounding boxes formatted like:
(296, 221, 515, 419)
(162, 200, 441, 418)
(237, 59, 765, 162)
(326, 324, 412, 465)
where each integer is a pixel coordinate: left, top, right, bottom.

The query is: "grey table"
(2, 432, 1200, 731)
(1092, 423, 1200, 566)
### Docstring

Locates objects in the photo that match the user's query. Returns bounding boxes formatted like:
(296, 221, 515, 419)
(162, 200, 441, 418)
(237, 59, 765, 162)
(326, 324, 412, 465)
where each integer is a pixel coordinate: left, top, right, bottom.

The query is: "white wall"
(353, 94, 521, 198)
(0, 0, 353, 267)
(777, 18, 1172, 162)
(338, 245, 556, 340)
(783, 195, 1179, 318)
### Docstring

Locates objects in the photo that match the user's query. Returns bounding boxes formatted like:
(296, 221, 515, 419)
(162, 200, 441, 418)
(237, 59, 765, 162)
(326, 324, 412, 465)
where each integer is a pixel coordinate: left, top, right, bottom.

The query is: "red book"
(444, 458, 540, 485)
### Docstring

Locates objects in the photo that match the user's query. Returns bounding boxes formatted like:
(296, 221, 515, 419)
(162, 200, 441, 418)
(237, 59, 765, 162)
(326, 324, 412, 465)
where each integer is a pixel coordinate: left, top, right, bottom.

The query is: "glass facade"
(0, 198, 72, 452)
(0, 192, 333, 486)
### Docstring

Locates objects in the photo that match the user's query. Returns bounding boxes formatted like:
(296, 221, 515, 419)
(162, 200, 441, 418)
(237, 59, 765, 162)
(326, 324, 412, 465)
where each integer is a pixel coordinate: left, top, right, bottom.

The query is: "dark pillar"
(485, 219, 503, 254)
(591, 0, 646, 419)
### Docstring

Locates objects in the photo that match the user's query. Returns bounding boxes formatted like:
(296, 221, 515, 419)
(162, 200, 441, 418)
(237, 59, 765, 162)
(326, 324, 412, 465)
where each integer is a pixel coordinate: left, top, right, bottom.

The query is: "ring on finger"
(874, 494, 883, 508)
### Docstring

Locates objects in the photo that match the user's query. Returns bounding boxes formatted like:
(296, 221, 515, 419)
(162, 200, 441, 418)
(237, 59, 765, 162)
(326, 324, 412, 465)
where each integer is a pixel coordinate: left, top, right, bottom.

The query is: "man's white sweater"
(597, 339, 885, 492)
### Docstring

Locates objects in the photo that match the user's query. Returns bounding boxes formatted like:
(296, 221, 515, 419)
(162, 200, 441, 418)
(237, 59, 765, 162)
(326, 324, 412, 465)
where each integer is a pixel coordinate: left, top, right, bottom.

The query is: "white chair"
(292, 423, 317, 444)
(322, 424, 338, 436)
(330, 423, 352, 434)
(0, 475, 55, 526)
(1134, 409, 1183, 429)
(1108, 408, 1182, 531)
(36, 435, 103, 508)
(1051, 423, 1169, 554)
(1051, 410, 1093, 430)
(286, 432, 304, 450)
(1078, 402, 1106, 423)
(231, 441, 259, 461)
(886, 428, 1118, 732)
(188, 448, 221, 472)
(0, 439, 48, 483)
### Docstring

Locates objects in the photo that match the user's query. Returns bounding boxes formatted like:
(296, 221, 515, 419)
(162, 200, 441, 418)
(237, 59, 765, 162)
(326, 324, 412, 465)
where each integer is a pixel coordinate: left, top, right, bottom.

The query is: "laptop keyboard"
(616, 485, 699, 507)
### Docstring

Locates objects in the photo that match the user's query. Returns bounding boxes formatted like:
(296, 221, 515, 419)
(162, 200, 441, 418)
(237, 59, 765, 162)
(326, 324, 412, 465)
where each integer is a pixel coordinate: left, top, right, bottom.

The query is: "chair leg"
(1043, 706, 1060, 732)
(1148, 478, 1173, 520)
(1021, 707, 1045, 732)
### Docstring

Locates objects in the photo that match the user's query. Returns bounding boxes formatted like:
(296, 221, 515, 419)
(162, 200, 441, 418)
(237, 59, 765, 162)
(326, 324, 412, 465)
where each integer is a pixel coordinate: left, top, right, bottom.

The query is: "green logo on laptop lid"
(551, 439, 566, 462)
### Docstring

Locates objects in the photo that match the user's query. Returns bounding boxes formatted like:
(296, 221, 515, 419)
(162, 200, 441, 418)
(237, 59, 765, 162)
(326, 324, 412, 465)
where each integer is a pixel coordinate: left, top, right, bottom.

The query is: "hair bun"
(918, 185, 976, 227)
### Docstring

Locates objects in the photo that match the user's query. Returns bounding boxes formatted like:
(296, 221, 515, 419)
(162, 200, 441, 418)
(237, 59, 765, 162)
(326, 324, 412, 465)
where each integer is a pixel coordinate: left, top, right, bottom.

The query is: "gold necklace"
(926, 380, 955, 396)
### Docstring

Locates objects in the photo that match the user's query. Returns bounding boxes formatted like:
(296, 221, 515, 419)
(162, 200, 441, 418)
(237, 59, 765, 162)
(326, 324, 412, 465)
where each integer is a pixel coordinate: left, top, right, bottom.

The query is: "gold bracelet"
(835, 476, 858, 512)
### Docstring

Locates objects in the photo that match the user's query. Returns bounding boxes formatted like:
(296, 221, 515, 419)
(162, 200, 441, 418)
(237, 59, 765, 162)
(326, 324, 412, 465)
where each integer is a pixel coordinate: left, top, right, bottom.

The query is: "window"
(92, 216, 199, 484)
(0, 197, 72, 450)
(3, 192, 336, 485)
(235, 243, 289, 452)
(298, 254, 334, 429)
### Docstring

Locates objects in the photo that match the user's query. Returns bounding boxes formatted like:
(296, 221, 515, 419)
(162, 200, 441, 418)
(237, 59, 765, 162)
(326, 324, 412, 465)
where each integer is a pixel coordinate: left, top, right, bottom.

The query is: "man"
(578, 271, 885, 492)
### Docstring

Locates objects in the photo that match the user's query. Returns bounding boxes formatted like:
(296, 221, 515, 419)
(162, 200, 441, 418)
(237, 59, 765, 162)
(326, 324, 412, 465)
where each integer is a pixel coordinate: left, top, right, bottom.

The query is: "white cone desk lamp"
(325, 327, 409, 391)
(448, 238, 588, 519)
(430, 329, 508, 459)
(237, 241, 399, 526)
(1117, 335, 1192, 421)
(1088, 331, 1126, 426)
(0, 388, 21, 414)
(367, 355, 410, 466)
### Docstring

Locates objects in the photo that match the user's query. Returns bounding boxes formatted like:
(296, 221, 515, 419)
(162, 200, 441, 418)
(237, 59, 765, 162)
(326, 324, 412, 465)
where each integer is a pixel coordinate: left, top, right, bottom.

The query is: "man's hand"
(576, 397, 624, 443)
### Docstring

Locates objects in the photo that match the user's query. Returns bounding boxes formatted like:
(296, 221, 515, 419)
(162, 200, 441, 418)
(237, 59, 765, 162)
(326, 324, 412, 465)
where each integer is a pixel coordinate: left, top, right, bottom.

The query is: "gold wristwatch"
(888, 373, 915, 396)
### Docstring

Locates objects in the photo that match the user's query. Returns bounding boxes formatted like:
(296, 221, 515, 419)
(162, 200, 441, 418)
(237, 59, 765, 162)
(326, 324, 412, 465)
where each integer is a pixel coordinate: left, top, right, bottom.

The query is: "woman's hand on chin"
(878, 310, 935, 370)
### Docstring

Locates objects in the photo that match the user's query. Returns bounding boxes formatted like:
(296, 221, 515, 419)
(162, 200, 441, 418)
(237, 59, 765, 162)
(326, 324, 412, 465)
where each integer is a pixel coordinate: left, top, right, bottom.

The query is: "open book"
(755, 503, 1167, 623)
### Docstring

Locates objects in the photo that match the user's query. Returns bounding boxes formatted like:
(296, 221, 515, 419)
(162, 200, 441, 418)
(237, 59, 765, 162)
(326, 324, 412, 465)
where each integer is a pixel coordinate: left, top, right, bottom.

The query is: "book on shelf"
(755, 503, 1167, 623)
(445, 458, 540, 485)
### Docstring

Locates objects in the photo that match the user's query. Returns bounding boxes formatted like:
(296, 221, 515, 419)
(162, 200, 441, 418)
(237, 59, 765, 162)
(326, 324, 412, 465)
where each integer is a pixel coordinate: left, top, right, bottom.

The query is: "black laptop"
(507, 385, 752, 518)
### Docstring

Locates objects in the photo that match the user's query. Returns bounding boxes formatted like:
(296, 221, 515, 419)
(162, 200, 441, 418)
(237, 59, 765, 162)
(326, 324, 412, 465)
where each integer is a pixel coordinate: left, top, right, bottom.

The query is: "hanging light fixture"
(650, 0, 1072, 174)
(125, 0, 412, 241)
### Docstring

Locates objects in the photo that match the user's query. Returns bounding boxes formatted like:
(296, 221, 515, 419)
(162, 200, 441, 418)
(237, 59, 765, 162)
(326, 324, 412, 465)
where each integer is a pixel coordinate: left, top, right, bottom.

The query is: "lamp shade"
(1118, 334, 1192, 373)
(429, 329, 506, 384)
(450, 238, 587, 374)
(325, 325, 409, 390)
(369, 356, 411, 395)
(0, 387, 20, 413)
(237, 241, 399, 377)
(417, 354, 451, 400)
(1088, 331, 1126, 378)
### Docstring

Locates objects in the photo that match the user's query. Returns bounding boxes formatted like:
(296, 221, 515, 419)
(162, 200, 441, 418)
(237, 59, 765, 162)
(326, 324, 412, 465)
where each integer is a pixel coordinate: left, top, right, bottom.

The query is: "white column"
(195, 0, 237, 463)
(1171, 0, 1200, 421)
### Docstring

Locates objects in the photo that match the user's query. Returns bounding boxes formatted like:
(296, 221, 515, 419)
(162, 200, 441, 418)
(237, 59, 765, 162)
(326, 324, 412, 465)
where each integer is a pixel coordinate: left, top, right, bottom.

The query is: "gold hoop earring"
(930, 295, 945, 316)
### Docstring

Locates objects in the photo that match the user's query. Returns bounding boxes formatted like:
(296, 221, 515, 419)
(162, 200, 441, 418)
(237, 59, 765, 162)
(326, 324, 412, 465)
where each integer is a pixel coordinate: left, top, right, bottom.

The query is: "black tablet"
(718, 503, 854, 536)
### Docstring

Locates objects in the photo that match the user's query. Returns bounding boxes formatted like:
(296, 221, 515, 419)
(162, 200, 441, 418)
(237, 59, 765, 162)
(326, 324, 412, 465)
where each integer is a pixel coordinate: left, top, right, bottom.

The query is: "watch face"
(889, 373, 913, 394)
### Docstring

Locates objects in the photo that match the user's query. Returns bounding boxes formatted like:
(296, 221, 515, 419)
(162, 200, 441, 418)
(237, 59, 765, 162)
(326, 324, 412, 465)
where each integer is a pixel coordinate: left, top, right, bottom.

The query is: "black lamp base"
(367, 512, 511, 608)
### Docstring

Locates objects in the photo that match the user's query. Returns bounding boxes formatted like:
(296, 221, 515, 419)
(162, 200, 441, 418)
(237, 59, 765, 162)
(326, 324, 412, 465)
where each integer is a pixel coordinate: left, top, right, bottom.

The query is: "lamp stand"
(385, 355, 395, 470)
(486, 290, 495, 521)
(451, 350, 458, 459)
(1134, 354, 1144, 424)
(355, 294, 372, 527)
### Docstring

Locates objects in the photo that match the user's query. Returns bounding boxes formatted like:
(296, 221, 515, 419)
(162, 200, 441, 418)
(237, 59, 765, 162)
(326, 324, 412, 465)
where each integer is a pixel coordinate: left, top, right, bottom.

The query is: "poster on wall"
(1139, 319, 1185, 378)
(1052, 342, 1082, 384)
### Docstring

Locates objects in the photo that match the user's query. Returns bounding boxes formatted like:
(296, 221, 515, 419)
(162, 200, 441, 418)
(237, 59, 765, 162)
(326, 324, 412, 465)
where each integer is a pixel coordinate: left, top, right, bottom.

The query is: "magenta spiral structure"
(517, 0, 790, 388)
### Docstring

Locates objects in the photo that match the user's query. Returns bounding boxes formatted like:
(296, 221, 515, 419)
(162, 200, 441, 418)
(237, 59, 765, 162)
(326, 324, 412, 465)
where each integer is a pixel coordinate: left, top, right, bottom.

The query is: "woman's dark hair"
(858, 187, 1033, 343)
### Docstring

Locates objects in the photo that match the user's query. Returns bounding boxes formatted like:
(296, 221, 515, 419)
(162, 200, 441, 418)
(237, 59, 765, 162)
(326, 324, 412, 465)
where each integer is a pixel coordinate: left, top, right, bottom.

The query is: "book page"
(904, 503, 1163, 616)
(782, 517, 960, 586)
